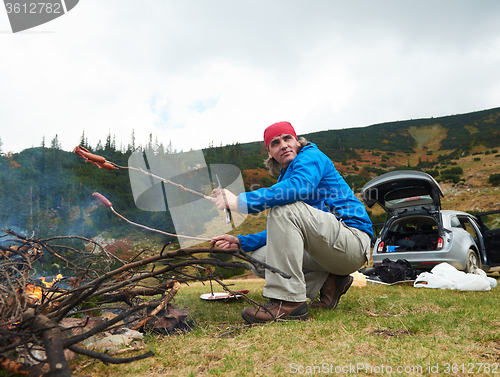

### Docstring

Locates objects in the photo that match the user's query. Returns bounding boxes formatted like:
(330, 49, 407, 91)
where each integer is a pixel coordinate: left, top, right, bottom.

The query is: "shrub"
(488, 173, 500, 186)
(440, 174, 461, 184)
(441, 167, 463, 175)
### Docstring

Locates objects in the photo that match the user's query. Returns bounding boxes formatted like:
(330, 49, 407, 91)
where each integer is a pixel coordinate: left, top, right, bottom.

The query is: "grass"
(66, 149, 500, 376)
(74, 275, 500, 377)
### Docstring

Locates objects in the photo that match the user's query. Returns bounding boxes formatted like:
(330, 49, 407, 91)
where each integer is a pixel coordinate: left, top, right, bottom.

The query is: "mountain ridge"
(1, 106, 499, 240)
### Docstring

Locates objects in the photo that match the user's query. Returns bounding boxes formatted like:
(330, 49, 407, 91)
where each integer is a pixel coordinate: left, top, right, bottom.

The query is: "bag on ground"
(375, 258, 418, 283)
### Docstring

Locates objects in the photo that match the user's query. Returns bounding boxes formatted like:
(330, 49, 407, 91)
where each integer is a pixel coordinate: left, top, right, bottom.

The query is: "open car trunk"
(378, 215, 442, 253)
(361, 170, 443, 216)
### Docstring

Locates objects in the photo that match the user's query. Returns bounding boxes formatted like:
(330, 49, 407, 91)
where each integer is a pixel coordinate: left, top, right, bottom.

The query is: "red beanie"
(264, 121, 297, 149)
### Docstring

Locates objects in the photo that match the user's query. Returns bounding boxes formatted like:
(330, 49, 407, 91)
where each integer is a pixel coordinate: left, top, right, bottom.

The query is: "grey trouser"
(249, 201, 371, 302)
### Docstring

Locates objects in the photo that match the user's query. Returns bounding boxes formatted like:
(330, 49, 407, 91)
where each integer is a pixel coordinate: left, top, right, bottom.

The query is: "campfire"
(0, 229, 284, 377)
(38, 274, 63, 288)
(24, 274, 64, 307)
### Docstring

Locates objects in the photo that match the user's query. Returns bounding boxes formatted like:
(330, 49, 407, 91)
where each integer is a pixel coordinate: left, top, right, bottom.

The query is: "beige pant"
(249, 201, 371, 302)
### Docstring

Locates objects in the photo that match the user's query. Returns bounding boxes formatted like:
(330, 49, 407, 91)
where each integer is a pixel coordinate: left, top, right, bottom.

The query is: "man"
(211, 121, 373, 324)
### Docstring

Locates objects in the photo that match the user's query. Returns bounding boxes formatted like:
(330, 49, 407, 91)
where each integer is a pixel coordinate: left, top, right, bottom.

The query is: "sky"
(1, 0, 500, 154)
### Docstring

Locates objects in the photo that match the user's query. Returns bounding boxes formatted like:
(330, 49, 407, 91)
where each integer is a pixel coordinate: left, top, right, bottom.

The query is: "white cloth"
(414, 263, 497, 291)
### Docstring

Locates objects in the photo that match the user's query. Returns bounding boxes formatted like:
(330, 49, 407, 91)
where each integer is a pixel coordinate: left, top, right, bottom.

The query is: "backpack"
(375, 258, 418, 283)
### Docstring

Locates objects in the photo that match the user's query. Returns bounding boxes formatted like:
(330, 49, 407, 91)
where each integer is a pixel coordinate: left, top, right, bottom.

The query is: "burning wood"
(24, 275, 64, 306)
(0, 229, 288, 376)
(25, 283, 43, 306)
(38, 274, 63, 288)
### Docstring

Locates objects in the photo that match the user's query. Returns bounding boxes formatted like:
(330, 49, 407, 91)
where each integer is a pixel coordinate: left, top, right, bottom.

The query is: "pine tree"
(105, 132, 113, 152)
(128, 129, 136, 152)
(146, 133, 154, 153)
(79, 131, 87, 148)
(50, 135, 60, 150)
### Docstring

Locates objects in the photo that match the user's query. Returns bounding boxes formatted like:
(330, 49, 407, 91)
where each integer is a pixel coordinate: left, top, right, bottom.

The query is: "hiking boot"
(242, 299, 309, 324)
(311, 274, 353, 310)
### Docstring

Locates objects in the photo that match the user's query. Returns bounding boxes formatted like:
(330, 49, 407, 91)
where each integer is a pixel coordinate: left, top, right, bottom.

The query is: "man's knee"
(268, 201, 307, 219)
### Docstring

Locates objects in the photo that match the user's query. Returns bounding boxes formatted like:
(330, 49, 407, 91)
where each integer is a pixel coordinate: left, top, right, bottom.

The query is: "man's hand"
(212, 188, 239, 212)
(211, 234, 241, 249)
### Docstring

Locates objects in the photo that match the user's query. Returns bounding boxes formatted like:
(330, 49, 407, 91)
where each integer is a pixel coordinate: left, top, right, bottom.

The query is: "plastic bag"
(414, 271, 457, 290)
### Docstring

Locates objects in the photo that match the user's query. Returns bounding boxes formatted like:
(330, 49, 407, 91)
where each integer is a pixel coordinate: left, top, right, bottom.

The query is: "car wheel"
(465, 249, 481, 274)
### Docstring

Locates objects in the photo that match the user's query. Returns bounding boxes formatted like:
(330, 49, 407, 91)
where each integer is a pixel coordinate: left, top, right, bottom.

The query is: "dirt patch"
(408, 124, 448, 150)
(479, 340, 500, 362)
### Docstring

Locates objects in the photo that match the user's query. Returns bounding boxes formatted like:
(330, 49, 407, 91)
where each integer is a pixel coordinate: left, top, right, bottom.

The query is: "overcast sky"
(1, 0, 500, 154)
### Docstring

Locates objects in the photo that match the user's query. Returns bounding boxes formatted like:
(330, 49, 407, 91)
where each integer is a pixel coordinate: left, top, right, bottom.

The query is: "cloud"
(1, 0, 499, 154)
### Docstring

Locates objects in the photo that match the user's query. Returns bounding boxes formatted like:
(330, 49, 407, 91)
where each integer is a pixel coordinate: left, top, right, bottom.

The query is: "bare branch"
(0, 231, 288, 376)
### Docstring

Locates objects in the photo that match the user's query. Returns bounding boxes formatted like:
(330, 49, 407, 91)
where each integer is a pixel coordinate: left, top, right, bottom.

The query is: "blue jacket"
(237, 143, 373, 252)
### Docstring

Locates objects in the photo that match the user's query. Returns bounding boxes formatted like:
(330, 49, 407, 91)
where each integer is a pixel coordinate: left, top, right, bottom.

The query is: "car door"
(476, 210, 500, 264)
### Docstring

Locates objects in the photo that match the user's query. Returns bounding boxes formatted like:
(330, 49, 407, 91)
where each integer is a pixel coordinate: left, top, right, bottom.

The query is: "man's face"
(267, 134, 301, 169)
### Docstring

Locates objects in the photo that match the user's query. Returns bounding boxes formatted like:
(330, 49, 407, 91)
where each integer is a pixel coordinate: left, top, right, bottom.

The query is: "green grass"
(74, 276, 500, 377)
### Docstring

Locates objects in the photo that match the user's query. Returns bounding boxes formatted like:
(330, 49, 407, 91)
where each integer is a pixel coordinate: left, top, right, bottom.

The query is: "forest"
(1, 106, 499, 242)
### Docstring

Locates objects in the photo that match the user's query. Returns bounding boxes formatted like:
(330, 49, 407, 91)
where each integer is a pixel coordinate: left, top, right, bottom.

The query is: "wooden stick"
(127, 166, 213, 201)
(110, 207, 212, 242)
(130, 280, 181, 330)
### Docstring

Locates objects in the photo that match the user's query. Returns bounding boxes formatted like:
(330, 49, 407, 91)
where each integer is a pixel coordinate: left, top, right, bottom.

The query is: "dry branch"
(22, 309, 71, 377)
(131, 280, 181, 331)
(0, 230, 288, 376)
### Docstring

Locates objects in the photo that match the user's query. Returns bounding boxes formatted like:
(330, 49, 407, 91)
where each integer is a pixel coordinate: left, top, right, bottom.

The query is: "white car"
(361, 170, 500, 273)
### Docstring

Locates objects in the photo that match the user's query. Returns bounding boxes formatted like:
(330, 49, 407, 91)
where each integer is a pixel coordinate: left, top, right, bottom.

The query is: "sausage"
(73, 146, 106, 163)
(92, 192, 113, 208)
(95, 161, 115, 171)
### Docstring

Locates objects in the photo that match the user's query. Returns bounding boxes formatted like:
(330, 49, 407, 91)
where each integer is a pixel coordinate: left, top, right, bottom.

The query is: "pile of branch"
(0, 229, 287, 377)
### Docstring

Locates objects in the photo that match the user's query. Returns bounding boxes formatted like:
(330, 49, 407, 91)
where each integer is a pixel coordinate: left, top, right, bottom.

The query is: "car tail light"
(437, 237, 443, 249)
(377, 242, 384, 253)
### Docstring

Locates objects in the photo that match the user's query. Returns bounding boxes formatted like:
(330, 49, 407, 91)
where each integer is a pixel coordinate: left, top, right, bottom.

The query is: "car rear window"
(385, 194, 433, 209)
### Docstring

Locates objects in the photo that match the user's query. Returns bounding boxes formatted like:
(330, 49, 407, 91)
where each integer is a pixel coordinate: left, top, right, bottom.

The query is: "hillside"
(302, 106, 500, 161)
(1, 106, 499, 242)
(364, 150, 500, 219)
